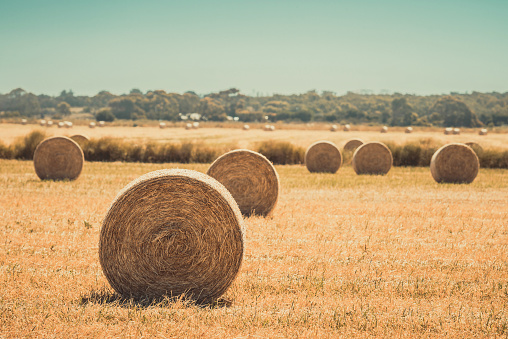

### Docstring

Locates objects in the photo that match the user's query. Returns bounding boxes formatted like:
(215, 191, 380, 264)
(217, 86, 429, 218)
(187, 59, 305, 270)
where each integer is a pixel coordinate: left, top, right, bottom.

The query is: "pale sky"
(1, 0, 507, 96)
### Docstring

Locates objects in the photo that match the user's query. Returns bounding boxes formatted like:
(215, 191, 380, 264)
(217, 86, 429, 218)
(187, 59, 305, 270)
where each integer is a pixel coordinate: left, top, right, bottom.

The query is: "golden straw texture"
(305, 141, 342, 174)
(70, 134, 90, 148)
(430, 143, 479, 184)
(465, 142, 483, 155)
(33, 136, 84, 181)
(99, 169, 244, 302)
(343, 139, 364, 152)
(207, 149, 279, 217)
(352, 142, 393, 175)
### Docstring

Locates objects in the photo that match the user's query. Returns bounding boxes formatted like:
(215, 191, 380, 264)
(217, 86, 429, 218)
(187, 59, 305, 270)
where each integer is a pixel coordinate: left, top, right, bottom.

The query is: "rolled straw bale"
(70, 134, 90, 148)
(405, 127, 413, 133)
(453, 128, 460, 135)
(380, 126, 388, 133)
(305, 141, 342, 174)
(464, 142, 483, 155)
(207, 149, 279, 216)
(263, 124, 271, 131)
(33, 136, 84, 181)
(444, 127, 453, 135)
(98, 121, 105, 127)
(64, 121, 73, 128)
(89, 122, 96, 128)
(192, 122, 200, 129)
(330, 125, 338, 132)
(243, 124, 250, 130)
(39, 120, 46, 126)
(99, 169, 244, 302)
(352, 142, 393, 175)
(430, 143, 479, 184)
(159, 122, 166, 129)
(185, 123, 192, 130)
(46, 121, 53, 127)
(270, 125, 275, 131)
(58, 122, 65, 128)
(343, 124, 351, 131)
(21, 119, 27, 125)
(479, 128, 488, 136)
(343, 138, 364, 152)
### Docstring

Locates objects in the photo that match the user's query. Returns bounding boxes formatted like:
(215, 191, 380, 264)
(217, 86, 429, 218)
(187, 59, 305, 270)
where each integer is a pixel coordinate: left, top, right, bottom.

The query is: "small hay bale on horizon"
(444, 127, 453, 135)
(330, 125, 338, 132)
(430, 143, 479, 184)
(243, 124, 250, 130)
(58, 122, 65, 128)
(33, 136, 84, 181)
(207, 149, 279, 217)
(405, 127, 413, 133)
(98, 121, 105, 127)
(89, 122, 96, 128)
(479, 128, 488, 136)
(39, 120, 46, 126)
(159, 122, 166, 129)
(352, 142, 393, 175)
(305, 141, 342, 174)
(453, 128, 460, 135)
(185, 123, 192, 130)
(192, 122, 200, 129)
(343, 124, 351, 132)
(46, 121, 53, 127)
(343, 139, 364, 152)
(380, 126, 388, 133)
(21, 119, 27, 125)
(99, 169, 244, 303)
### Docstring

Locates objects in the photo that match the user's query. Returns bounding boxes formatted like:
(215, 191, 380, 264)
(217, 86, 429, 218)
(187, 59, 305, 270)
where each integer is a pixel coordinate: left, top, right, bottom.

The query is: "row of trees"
(1, 88, 508, 127)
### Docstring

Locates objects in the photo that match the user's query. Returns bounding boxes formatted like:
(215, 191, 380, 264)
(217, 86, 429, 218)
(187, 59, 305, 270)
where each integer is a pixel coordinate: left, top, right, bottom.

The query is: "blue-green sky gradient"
(1, 0, 507, 96)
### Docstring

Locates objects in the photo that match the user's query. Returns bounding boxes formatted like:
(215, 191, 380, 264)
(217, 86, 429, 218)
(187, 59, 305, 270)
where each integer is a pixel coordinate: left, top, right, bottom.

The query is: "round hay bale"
(64, 121, 73, 128)
(430, 143, 479, 184)
(70, 134, 90, 147)
(207, 149, 279, 217)
(464, 142, 483, 155)
(33, 136, 84, 181)
(453, 128, 460, 135)
(159, 122, 166, 129)
(330, 125, 338, 132)
(39, 120, 46, 126)
(99, 169, 244, 302)
(380, 126, 388, 133)
(185, 123, 192, 130)
(270, 125, 275, 131)
(343, 138, 364, 152)
(98, 121, 105, 127)
(444, 127, 453, 135)
(21, 119, 27, 125)
(479, 128, 488, 136)
(89, 122, 96, 128)
(243, 124, 250, 130)
(305, 141, 342, 174)
(58, 122, 65, 128)
(343, 124, 351, 132)
(352, 142, 393, 175)
(263, 124, 271, 131)
(405, 127, 413, 133)
(46, 121, 53, 127)
(192, 122, 200, 129)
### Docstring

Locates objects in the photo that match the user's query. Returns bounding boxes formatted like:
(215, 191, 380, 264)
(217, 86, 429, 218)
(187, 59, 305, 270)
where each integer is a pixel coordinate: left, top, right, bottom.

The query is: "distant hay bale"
(39, 120, 46, 126)
(430, 143, 479, 184)
(89, 122, 96, 128)
(46, 121, 53, 127)
(33, 136, 84, 181)
(64, 121, 73, 128)
(343, 138, 364, 152)
(479, 128, 488, 136)
(159, 122, 166, 129)
(352, 142, 393, 175)
(58, 122, 65, 128)
(444, 127, 453, 135)
(243, 124, 250, 130)
(70, 134, 90, 148)
(464, 142, 484, 155)
(270, 125, 275, 131)
(98, 121, 105, 127)
(21, 119, 27, 125)
(192, 122, 200, 129)
(330, 125, 338, 132)
(405, 127, 413, 133)
(343, 124, 351, 132)
(380, 126, 388, 133)
(207, 149, 279, 216)
(453, 128, 460, 135)
(185, 123, 192, 130)
(305, 141, 342, 174)
(263, 124, 271, 131)
(99, 169, 244, 302)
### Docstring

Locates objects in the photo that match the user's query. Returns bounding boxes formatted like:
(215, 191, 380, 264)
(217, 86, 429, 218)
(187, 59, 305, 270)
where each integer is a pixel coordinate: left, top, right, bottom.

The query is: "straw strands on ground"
(430, 143, 479, 184)
(207, 149, 280, 216)
(305, 141, 342, 173)
(33, 136, 84, 181)
(352, 142, 393, 175)
(99, 169, 244, 303)
(343, 139, 364, 152)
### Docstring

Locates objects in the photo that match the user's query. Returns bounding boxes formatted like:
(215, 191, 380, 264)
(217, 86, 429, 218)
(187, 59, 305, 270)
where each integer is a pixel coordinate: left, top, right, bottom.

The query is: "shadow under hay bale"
(33, 136, 84, 181)
(305, 141, 342, 173)
(207, 149, 280, 216)
(99, 169, 244, 303)
(430, 143, 479, 184)
(352, 142, 393, 175)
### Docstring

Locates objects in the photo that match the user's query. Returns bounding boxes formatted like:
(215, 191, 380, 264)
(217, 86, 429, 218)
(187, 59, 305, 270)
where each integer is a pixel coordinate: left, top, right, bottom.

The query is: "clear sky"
(0, 0, 507, 96)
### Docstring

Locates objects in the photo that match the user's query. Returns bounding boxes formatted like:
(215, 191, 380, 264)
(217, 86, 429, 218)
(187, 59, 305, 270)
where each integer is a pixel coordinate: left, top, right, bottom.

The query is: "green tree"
(430, 96, 482, 127)
(57, 101, 71, 115)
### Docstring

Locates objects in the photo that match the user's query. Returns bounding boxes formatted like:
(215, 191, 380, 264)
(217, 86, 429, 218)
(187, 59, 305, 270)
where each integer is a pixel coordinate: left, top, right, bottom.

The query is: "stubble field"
(1, 125, 507, 337)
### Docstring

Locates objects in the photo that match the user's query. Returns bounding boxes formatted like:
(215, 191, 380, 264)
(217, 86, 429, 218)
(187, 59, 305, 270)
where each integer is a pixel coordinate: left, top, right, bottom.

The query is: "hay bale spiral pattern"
(430, 143, 479, 184)
(99, 169, 245, 302)
(33, 136, 84, 181)
(352, 142, 393, 175)
(343, 139, 364, 152)
(305, 141, 342, 174)
(207, 150, 279, 216)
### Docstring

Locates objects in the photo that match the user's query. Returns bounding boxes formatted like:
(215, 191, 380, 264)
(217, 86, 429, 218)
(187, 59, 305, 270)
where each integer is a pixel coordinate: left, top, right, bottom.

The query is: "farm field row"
(1, 160, 507, 337)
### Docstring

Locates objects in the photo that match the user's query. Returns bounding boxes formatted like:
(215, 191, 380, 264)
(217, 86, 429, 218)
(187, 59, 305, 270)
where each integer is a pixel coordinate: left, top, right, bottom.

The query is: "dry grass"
(0, 160, 507, 337)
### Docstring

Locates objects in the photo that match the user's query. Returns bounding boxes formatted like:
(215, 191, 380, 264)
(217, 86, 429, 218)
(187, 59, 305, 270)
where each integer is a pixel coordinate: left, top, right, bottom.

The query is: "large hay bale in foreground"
(99, 169, 244, 302)
(352, 142, 393, 175)
(430, 143, 479, 184)
(343, 138, 364, 152)
(305, 141, 342, 173)
(70, 134, 90, 148)
(207, 149, 279, 216)
(33, 136, 84, 181)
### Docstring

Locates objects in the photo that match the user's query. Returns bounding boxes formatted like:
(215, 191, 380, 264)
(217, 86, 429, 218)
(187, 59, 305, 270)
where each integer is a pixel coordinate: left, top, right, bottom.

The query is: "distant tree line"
(1, 87, 508, 127)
